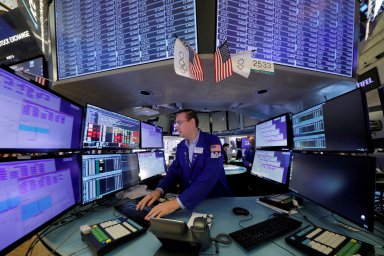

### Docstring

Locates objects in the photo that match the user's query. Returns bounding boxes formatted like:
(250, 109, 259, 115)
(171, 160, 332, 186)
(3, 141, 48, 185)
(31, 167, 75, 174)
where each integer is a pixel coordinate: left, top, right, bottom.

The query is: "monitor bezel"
(0, 65, 84, 153)
(79, 152, 140, 205)
(0, 155, 79, 255)
(255, 112, 292, 149)
(291, 88, 373, 153)
(81, 103, 141, 150)
(140, 122, 164, 149)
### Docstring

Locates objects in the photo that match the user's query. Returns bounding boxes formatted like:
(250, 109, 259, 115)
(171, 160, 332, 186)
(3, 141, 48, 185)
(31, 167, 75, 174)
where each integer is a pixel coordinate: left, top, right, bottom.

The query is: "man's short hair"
(176, 109, 199, 128)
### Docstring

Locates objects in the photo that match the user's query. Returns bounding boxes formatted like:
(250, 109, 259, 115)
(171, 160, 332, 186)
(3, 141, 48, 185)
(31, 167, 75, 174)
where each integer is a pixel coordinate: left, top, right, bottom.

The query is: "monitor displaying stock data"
(216, 0, 358, 77)
(55, 0, 198, 80)
(140, 122, 164, 149)
(0, 67, 83, 152)
(292, 89, 371, 152)
(255, 113, 290, 148)
(137, 151, 166, 182)
(251, 150, 292, 185)
(0, 156, 80, 254)
(81, 153, 140, 204)
(82, 104, 140, 149)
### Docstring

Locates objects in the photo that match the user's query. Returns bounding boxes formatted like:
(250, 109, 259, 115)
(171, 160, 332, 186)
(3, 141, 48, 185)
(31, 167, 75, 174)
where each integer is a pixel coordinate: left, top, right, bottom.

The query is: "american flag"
(17, 70, 48, 86)
(179, 37, 204, 81)
(214, 40, 233, 83)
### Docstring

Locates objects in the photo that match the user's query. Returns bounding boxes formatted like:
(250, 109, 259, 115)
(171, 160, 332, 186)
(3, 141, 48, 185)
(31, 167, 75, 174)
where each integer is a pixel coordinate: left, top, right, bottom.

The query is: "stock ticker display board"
(55, 0, 197, 80)
(216, 0, 357, 77)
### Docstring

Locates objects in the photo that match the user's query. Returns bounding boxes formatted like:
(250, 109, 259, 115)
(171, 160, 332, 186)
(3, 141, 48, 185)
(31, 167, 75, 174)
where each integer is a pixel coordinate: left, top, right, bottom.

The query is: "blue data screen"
(55, 0, 198, 80)
(216, 0, 356, 77)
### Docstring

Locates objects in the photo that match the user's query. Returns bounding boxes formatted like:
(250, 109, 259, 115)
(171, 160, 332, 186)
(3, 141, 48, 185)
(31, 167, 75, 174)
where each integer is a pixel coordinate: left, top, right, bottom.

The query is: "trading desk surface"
(42, 196, 384, 255)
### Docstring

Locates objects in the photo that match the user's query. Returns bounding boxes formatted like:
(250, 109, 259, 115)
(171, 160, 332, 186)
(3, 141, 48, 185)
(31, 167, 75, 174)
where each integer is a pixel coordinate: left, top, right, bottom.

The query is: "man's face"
(175, 112, 194, 139)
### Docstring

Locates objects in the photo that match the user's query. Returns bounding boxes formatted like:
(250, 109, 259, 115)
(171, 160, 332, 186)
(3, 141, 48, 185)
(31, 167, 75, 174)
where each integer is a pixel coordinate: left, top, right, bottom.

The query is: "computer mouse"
(232, 207, 250, 216)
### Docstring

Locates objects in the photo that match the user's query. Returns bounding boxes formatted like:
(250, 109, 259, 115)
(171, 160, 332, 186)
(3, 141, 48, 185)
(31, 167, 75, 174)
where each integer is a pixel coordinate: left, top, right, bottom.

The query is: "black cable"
(271, 240, 297, 256)
(211, 233, 232, 254)
(238, 213, 253, 229)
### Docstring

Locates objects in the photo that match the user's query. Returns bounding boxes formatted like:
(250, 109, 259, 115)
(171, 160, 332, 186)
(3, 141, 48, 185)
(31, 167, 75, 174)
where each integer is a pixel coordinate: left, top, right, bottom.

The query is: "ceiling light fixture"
(140, 90, 152, 96)
(257, 89, 268, 94)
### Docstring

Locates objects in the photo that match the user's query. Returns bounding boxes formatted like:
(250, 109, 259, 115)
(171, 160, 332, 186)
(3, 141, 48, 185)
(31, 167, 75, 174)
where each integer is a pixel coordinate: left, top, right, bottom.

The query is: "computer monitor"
(292, 88, 372, 152)
(80, 153, 140, 204)
(241, 137, 250, 156)
(0, 155, 80, 255)
(216, 0, 358, 78)
(9, 56, 45, 77)
(54, 0, 198, 80)
(289, 152, 376, 231)
(251, 150, 292, 185)
(255, 113, 291, 149)
(0, 67, 83, 152)
(137, 151, 166, 182)
(140, 122, 164, 149)
(82, 104, 140, 149)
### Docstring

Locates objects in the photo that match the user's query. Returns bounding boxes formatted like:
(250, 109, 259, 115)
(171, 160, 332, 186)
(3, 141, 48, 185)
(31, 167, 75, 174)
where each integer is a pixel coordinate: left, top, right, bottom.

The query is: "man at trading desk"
(137, 109, 232, 219)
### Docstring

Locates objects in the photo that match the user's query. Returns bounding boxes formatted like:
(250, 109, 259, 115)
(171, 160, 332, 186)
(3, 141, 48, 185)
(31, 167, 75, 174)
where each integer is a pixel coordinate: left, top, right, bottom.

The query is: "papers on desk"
(256, 199, 298, 215)
(187, 212, 213, 229)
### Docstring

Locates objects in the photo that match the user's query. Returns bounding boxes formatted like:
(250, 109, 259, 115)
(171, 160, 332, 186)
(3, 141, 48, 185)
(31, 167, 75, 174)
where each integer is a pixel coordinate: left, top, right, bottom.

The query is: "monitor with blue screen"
(81, 153, 140, 204)
(137, 151, 166, 182)
(251, 150, 292, 185)
(82, 104, 140, 149)
(54, 0, 198, 80)
(0, 155, 81, 255)
(216, 0, 358, 78)
(0, 67, 83, 152)
(255, 113, 290, 149)
(140, 122, 164, 149)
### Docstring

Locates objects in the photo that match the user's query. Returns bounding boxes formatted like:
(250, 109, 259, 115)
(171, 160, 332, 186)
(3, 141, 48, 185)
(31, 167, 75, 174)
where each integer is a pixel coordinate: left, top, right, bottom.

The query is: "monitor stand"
(257, 194, 298, 214)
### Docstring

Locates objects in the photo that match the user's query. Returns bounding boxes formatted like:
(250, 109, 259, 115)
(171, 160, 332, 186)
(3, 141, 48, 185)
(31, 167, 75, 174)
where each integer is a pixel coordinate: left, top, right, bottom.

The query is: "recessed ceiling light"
(257, 89, 268, 94)
(140, 90, 152, 96)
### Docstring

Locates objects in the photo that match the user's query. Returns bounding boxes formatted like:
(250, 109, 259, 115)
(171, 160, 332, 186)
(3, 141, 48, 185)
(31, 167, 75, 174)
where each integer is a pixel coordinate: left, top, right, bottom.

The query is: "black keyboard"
(114, 201, 153, 228)
(285, 225, 375, 256)
(229, 215, 303, 251)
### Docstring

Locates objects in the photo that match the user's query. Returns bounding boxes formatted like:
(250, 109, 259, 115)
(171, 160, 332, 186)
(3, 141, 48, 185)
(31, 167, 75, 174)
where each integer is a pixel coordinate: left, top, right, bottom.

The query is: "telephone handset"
(190, 217, 211, 251)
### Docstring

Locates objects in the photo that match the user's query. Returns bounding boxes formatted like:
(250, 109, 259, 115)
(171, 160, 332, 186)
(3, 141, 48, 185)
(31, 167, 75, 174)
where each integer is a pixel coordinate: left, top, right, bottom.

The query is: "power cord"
(211, 233, 232, 254)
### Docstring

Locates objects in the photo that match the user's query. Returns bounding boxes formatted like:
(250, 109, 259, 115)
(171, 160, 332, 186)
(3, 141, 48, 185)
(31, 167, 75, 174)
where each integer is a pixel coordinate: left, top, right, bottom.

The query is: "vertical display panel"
(55, 0, 198, 80)
(216, 0, 358, 77)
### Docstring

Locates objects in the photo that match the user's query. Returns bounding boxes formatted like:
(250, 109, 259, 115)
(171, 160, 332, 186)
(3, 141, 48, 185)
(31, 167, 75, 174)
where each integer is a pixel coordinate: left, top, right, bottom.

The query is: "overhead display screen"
(55, 0, 198, 80)
(216, 0, 357, 77)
